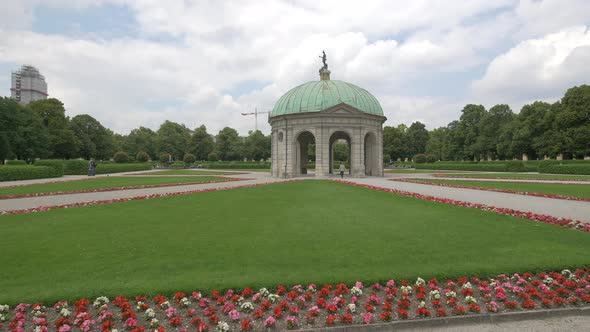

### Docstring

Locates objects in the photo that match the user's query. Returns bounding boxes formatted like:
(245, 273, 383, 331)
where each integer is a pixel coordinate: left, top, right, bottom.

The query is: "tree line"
(384, 85, 590, 162)
(0, 97, 271, 163)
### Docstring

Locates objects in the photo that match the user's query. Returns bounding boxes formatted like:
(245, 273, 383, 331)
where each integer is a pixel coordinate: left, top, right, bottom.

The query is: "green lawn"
(0, 176, 228, 196)
(206, 168, 270, 172)
(136, 169, 239, 176)
(439, 173, 590, 181)
(385, 169, 461, 174)
(418, 179, 590, 199)
(1, 180, 589, 304)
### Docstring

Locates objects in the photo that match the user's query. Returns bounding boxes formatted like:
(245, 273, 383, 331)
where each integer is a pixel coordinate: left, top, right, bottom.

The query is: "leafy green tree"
(333, 141, 349, 162)
(183, 153, 196, 165)
(425, 127, 449, 161)
(136, 151, 150, 162)
(407, 121, 429, 157)
(113, 151, 129, 163)
(125, 127, 158, 159)
(188, 125, 215, 160)
(383, 125, 408, 161)
(555, 85, 590, 158)
(476, 104, 514, 160)
(157, 121, 191, 160)
(28, 98, 79, 158)
(215, 127, 242, 161)
(459, 104, 486, 160)
(244, 130, 271, 161)
(70, 114, 114, 160)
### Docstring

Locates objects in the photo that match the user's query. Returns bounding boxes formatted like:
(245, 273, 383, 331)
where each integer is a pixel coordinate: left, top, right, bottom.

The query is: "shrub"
(160, 153, 172, 164)
(170, 161, 185, 169)
(34, 159, 65, 176)
(505, 161, 526, 172)
(201, 161, 271, 169)
(207, 152, 219, 162)
(415, 163, 514, 172)
(538, 162, 590, 175)
(183, 153, 196, 165)
(414, 154, 427, 164)
(64, 159, 89, 175)
(113, 151, 129, 163)
(136, 151, 150, 163)
(96, 163, 151, 174)
(426, 155, 436, 163)
(5, 160, 26, 165)
(0, 165, 61, 181)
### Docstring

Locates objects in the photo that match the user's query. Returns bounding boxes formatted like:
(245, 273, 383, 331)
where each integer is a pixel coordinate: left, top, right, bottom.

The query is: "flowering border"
(433, 173, 590, 182)
(127, 171, 249, 176)
(0, 268, 588, 331)
(335, 180, 590, 233)
(0, 178, 247, 200)
(390, 178, 590, 203)
(0, 180, 297, 216)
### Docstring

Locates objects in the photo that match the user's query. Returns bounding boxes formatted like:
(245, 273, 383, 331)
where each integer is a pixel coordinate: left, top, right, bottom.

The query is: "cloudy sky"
(1, 0, 589, 135)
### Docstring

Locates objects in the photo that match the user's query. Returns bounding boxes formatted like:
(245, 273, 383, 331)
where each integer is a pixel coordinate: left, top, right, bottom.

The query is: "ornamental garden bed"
(0, 269, 588, 331)
(391, 178, 590, 202)
(1, 181, 589, 307)
(0, 176, 241, 199)
(130, 170, 245, 176)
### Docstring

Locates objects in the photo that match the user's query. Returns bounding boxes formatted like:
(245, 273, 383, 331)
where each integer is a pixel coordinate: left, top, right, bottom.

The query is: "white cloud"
(472, 26, 590, 107)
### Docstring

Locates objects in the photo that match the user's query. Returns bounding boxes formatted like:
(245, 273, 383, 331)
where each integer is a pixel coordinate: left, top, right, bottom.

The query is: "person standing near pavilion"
(339, 162, 346, 179)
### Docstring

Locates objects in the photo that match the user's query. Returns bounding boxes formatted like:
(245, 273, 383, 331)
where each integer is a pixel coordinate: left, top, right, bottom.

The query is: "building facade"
(269, 66, 386, 178)
(10, 65, 48, 104)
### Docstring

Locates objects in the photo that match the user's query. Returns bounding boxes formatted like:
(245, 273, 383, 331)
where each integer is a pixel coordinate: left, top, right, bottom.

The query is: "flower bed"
(335, 180, 590, 233)
(391, 178, 590, 203)
(0, 178, 246, 200)
(0, 268, 588, 331)
(0, 181, 296, 216)
(433, 173, 590, 182)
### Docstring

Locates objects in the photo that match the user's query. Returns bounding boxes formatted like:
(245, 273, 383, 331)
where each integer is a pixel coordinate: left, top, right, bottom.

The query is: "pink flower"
(351, 296, 357, 304)
(355, 281, 363, 289)
(166, 306, 177, 318)
(229, 309, 240, 321)
(264, 316, 276, 327)
(58, 324, 71, 332)
(386, 280, 395, 288)
(125, 317, 137, 328)
(362, 312, 373, 324)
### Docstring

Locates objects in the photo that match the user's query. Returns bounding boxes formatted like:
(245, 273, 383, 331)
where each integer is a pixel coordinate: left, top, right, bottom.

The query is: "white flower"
(59, 308, 71, 317)
(149, 318, 160, 327)
(465, 296, 477, 304)
(136, 301, 145, 311)
(0, 314, 7, 322)
(180, 297, 191, 306)
(429, 290, 440, 300)
(418, 301, 426, 308)
(259, 288, 270, 298)
(93, 296, 110, 307)
(462, 282, 473, 290)
(240, 302, 254, 312)
(350, 286, 363, 296)
(0, 305, 8, 313)
(267, 294, 280, 303)
(400, 285, 413, 294)
(160, 301, 170, 309)
(216, 321, 230, 332)
(445, 291, 456, 298)
(415, 277, 425, 286)
(543, 277, 554, 285)
(145, 308, 156, 319)
(347, 303, 356, 313)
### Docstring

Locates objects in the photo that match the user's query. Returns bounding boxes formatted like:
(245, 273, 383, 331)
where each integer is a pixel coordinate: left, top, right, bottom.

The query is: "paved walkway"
(400, 173, 590, 184)
(345, 175, 590, 222)
(0, 171, 283, 212)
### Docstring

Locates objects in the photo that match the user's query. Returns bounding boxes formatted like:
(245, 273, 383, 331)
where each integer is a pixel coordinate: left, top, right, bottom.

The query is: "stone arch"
(293, 130, 316, 176)
(364, 131, 378, 176)
(329, 130, 352, 175)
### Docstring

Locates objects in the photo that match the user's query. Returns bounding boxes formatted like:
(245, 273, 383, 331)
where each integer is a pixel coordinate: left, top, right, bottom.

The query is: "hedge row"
(538, 163, 590, 175)
(96, 163, 152, 174)
(5, 160, 27, 166)
(0, 166, 62, 182)
(415, 162, 526, 172)
(33, 160, 65, 176)
(64, 160, 89, 175)
(200, 162, 271, 169)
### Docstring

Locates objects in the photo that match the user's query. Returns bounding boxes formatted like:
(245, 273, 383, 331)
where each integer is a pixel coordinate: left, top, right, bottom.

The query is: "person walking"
(339, 162, 346, 179)
(88, 158, 97, 176)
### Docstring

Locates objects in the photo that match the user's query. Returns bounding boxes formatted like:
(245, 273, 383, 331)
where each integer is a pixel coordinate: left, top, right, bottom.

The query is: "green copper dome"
(270, 79, 383, 117)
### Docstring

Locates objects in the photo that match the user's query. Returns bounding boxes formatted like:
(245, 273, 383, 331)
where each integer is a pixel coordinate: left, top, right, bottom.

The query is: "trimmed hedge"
(34, 160, 65, 177)
(5, 160, 27, 165)
(0, 166, 61, 182)
(96, 163, 151, 174)
(538, 162, 590, 175)
(200, 162, 271, 169)
(64, 160, 89, 175)
(415, 163, 521, 172)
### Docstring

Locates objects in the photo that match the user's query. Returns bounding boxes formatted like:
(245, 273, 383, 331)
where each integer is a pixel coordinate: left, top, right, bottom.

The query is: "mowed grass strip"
(134, 170, 239, 176)
(0, 176, 229, 196)
(385, 169, 462, 174)
(419, 179, 590, 199)
(1, 180, 589, 304)
(439, 173, 590, 181)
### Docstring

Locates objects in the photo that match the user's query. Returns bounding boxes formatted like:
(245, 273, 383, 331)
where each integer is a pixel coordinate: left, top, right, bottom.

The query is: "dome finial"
(319, 50, 331, 80)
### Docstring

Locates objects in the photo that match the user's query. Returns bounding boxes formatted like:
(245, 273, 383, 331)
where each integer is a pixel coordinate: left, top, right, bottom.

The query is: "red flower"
(169, 316, 182, 327)
(381, 301, 393, 311)
(273, 306, 282, 319)
(277, 285, 287, 295)
(380, 311, 392, 321)
(326, 315, 336, 326)
(397, 309, 409, 319)
(253, 309, 263, 319)
(241, 288, 254, 298)
(452, 306, 466, 315)
(240, 318, 252, 331)
(436, 308, 447, 317)
(340, 313, 353, 324)
(504, 301, 518, 309)
(416, 307, 431, 317)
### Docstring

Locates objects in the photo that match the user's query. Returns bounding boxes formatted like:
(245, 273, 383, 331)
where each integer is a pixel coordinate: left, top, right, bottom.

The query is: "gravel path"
(346, 176, 590, 222)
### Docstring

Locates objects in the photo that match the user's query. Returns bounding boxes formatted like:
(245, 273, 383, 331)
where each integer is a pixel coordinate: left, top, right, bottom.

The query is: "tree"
(458, 104, 486, 160)
(425, 127, 449, 161)
(70, 114, 114, 160)
(125, 127, 158, 159)
(244, 130, 271, 161)
(216, 127, 242, 161)
(157, 121, 191, 160)
(28, 98, 79, 159)
(476, 104, 514, 160)
(383, 125, 408, 161)
(113, 151, 129, 163)
(183, 153, 196, 165)
(188, 125, 215, 160)
(407, 121, 429, 157)
(555, 85, 590, 158)
(333, 141, 349, 162)
(136, 151, 150, 162)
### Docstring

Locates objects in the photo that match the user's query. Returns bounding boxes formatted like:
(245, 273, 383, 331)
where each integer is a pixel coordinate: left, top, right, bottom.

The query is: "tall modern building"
(10, 65, 48, 104)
